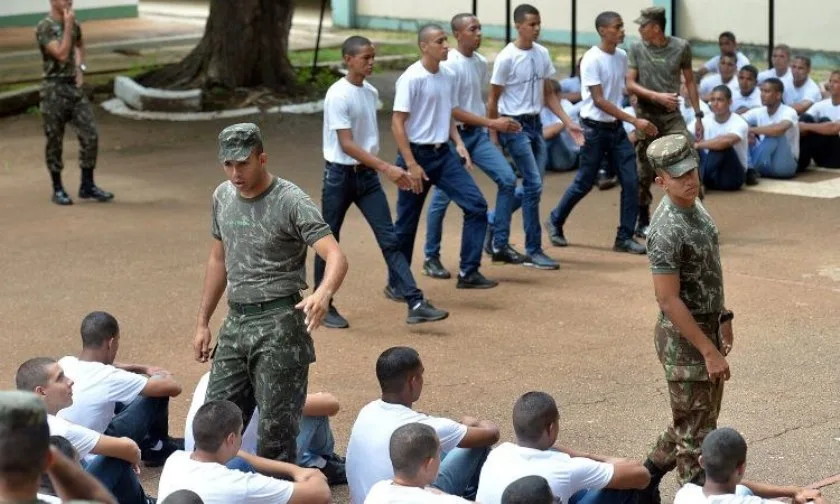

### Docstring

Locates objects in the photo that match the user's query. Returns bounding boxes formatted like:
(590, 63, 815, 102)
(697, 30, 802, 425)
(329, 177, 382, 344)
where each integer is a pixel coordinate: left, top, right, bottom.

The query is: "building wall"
(0, 0, 138, 27)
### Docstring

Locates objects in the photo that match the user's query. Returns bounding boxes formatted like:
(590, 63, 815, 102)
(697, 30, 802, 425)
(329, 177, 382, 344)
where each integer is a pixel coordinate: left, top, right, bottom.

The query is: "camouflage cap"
(646, 134, 698, 177)
(218, 123, 263, 163)
(0, 390, 48, 429)
(635, 6, 666, 26)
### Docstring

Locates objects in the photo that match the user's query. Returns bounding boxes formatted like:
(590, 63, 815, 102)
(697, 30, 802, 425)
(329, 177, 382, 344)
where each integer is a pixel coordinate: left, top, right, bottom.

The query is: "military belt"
(228, 293, 302, 315)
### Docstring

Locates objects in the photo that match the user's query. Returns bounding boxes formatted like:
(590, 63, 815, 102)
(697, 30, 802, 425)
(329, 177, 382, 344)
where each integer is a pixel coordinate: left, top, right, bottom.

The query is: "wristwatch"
(694, 110, 704, 119)
(78, 63, 87, 74)
(720, 310, 734, 323)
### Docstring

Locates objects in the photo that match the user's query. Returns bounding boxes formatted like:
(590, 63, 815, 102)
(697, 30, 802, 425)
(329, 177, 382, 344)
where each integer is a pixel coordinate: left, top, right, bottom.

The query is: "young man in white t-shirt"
(696, 32, 751, 80)
(542, 80, 582, 172)
(390, 23, 498, 291)
(545, 12, 654, 255)
(57, 311, 183, 467)
(743, 78, 800, 178)
(316, 35, 448, 329)
(15, 357, 154, 504)
(345, 346, 500, 504)
(732, 65, 761, 114)
(699, 53, 741, 103)
(757, 44, 794, 88)
(365, 423, 472, 503)
(673, 428, 822, 504)
(501, 475, 554, 504)
(784, 56, 824, 115)
(476, 392, 650, 504)
(158, 400, 330, 504)
(695, 86, 752, 190)
(488, 3, 583, 270)
(798, 70, 840, 169)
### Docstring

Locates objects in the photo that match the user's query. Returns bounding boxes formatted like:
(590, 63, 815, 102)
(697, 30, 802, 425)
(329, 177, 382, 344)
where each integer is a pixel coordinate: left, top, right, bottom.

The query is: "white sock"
(150, 440, 163, 451)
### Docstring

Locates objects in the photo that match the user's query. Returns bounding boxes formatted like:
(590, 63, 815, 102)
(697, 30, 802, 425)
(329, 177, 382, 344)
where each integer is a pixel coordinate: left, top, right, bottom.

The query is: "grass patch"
(289, 43, 417, 66)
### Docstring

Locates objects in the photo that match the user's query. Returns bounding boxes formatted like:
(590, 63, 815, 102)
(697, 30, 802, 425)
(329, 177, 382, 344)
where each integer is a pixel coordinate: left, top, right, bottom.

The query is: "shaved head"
(451, 13, 476, 33)
(418, 23, 445, 45)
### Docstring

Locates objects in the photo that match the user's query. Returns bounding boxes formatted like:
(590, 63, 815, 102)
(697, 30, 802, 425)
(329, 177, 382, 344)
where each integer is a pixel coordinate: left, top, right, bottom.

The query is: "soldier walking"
(36, 0, 113, 205)
(639, 134, 735, 504)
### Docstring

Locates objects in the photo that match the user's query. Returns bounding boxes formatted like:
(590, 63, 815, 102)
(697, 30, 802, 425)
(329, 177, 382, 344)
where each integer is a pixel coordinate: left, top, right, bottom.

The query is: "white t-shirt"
(47, 414, 100, 460)
(703, 52, 750, 72)
(56, 357, 148, 434)
(393, 61, 456, 145)
(699, 73, 740, 100)
(184, 372, 258, 454)
(365, 480, 471, 504)
(540, 99, 579, 128)
(805, 98, 840, 122)
(158, 451, 295, 504)
(757, 67, 793, 88)
(345, 400, 468, 504)
(623, 105, 637, 134)
(37, 494, 62, 503)
(783, 78, 823, 107)
(680, 97, 712, 127)
(674, 483, 770, 504)
(579, 45, 628, 123)
(475, 443, 614, 504)
(442, 48, 488, 118)
(743, 104, 800, 159)
(701, 113, 750, 170)
(323, 77, 380, 165)
(491, 42, 556, 116)
(731, 86, 761, 112)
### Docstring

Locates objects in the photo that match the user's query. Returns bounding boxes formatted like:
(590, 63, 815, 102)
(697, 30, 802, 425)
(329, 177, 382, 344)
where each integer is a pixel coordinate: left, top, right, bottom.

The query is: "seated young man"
(15, 357, 153, 504)
(680, 80, 713, 135)
(475, 391, 650, 504)
(365, 422, 472, 503)
(38, 436, 79, 502)
(502, 475, 554, 504)
(345, 346, 499, 504)
(57, 311, 183, 467)
(784, 56, 824, 115)
(161, 490, 205, 504)
(0, 390, 117, 504)
(183, 371, 346, 484)
(758, 44, 793, 88)
(695, 85, 753, 190)
(696, 31, 751, 80)
(541, 80, 581, 172)
(674, 427, 823, 504)
(798, 70, 840, 169)
(732, 65, 761, 114)
(699, 52, 741, 102)
(743, 78, 800, 178)
(558, 58, 583, 104)
(159, 400, 330, 504)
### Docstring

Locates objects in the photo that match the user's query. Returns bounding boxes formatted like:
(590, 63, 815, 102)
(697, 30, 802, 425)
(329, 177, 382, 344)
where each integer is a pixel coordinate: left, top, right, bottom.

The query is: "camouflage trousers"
(647, 314, 725, 485)
(40, 80, 98, 174)
(206, 294, 314, 462)
(634, 110, 691, 208)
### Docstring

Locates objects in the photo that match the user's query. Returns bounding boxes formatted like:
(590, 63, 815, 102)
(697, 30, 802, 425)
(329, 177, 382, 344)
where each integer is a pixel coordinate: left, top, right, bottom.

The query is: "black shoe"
(634, 224, 650, 239)
(745, 169, 760, 186)
(638, 459, 667, 504)
(523, 251, 560, 270)
(319, 453, 347, 486)
(146, 497, 157, 504)
(483, 226, 494, 255)
(407, 299, 449, 324)
(423, 257, 451, 279)
(491, 244, 526, 264)
(383, 285, 405, 303)
(597, 173, 618, 191)
(322, 305, 349, 329)
(613, 238, 647, 255)
(456, 271, 498, 289)
(51, 189, 73, 205)
(78, 184, 114, 202)
(544, 219, 568, 247)
(142, 437, 183, 468)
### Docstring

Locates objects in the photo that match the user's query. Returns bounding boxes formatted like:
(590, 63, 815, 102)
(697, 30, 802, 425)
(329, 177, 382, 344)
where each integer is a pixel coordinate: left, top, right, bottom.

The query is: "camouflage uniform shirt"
(211, 176, 332, 304)
(627, 37, 692, 115)
(35, 16, 81, 81)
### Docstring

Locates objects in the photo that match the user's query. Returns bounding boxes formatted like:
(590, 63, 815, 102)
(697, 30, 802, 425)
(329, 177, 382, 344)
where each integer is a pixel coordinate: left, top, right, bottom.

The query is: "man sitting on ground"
(345, 346, 499, 504)
(696, 32, 750, 80)
(732, 65, 761, 114)
(542, 80, 581, 172)
(501, 475, 554, 504)
(758, 44, 793, 88)
(784, 56, 824, 115)
(158, 400, 330, 504)
(161, 490, 204, 504)
(475, 391, 650, 504)
(695, 85, 753, 189)
(674, 427, 822, 504)
(798, 70, 840, 169)
(699, 53, 740, 102)
(365, 423, 472, 503)
(558, 58, 583, 104)
(57, 311, 183, 467)
(743, 78, 800, 178)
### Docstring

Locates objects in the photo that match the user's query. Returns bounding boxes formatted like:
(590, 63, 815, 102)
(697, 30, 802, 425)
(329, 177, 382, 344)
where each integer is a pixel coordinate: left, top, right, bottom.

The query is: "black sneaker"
(383, 285, 405, 303)
(145, 497, 157, 504)
(634, 223, 650, 239)
(544, 219, 568, 247)
(491, 244, 526, 264)
(523, 251, 560, 270)
(78, 184, 114, 202)
(51, 189, 73, 206)
(483, 226, 494, 255)
(597, 170, 618, 190)
(322, 305, 349, 329)
(407, 299, 449, 324)
(319, 453, 347, 486)
(613, 238, 646, 255)
(422, 257, 451, 279)
(745, 169, 760, 186)
(142, 437, 183, 468)
(456, 271, 498, 289)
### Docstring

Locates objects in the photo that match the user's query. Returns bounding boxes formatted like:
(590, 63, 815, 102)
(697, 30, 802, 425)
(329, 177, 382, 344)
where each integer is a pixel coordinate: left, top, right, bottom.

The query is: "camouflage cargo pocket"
(655, 321, 712, 382)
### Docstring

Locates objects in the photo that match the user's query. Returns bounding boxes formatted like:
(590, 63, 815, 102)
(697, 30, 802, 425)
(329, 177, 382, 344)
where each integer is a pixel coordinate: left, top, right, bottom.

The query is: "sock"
(81, 168, 94, 188)
(50, 172, 63, 192)
(411, 301, 422, 310)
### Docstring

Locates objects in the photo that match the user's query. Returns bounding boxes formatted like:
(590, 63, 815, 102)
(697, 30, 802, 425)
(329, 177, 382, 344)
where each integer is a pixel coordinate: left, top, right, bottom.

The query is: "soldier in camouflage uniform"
(36, 0, 113, 206)
(193, 123, 348, 464)
(638, 134, 735, 504)
(626, 7, 703, 237)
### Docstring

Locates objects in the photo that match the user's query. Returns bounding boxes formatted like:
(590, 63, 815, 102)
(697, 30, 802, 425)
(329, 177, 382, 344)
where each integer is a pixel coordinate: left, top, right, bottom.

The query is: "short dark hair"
(701, 427, 747, 484)
(39, 436, 78, 495)
(450, 13, 475, 33)
(512, 392, 559, 443)
(418, 23, 445, 45)
(80, 311, 119, 348)
(774, 44, 791, 57)
(15, 357, 56, 392)
(376, 346, 422, 394)
(719, 31, 736, 43)
(161, 490, 205, 504)
(502, 475, 554, 504)
(794, 55, 812, 69)
(342, 35, 372, 57)
(192, 400, 243, 453)
(594, 11, 621, 32)
(0, 403, 50, 481)
(513, 4, 539, 23)
(739, 65, 758, 80)
(719, 52, 737, 64)
(711, 85, 732, 100)
(763, 77, 785, 94)
(389, 423, 439, 477)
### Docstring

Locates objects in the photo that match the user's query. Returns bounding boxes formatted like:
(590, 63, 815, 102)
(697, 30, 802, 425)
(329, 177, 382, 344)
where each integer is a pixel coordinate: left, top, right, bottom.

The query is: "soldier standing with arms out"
(639, 134, 734, 504)
(626, 7, 703, 238)
(36, 0, 113, 205)
(193, 123, 348, 463)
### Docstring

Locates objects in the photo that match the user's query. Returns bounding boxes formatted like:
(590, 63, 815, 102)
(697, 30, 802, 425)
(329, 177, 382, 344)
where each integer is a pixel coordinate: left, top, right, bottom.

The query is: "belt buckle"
(433, 143, 443, 150)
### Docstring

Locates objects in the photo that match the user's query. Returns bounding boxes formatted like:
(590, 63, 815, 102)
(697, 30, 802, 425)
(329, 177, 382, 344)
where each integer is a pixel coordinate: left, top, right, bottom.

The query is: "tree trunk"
(137, 0, 297, 92)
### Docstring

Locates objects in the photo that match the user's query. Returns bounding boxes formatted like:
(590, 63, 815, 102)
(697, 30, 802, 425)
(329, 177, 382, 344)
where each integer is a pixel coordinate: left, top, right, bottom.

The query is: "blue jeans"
(424, 127, 519, 256)
(569, 488, 639, 504)
(315, 162, 423, 306)
(105, 394, 169, 451)
(296, 415, 335, 467)
(432, 446, 490, 500)
(549, 121, 639, 241)
(391, 144, 488, 280)
(499, 114, 547, 256)
(698, 148, 746, 190)
(84, 455, 147, 504)
(546, 132, 580, 172)
(749, 136, 797, 179)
